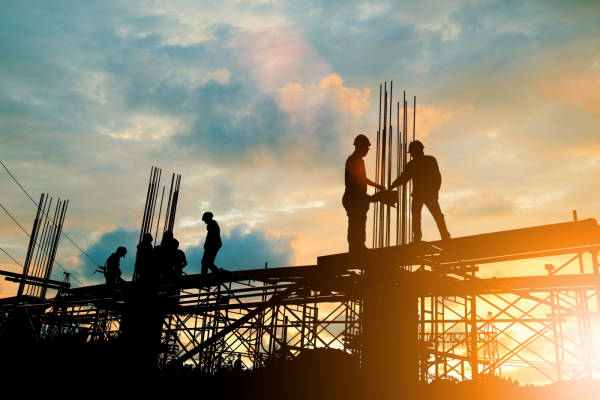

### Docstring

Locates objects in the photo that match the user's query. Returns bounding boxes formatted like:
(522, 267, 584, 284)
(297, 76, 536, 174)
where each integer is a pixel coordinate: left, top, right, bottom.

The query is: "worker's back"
(345, 152, 367, 195)
(405, 155, 441, 200)
(205, 220, 222, 251)
(106, 253, 120, 272)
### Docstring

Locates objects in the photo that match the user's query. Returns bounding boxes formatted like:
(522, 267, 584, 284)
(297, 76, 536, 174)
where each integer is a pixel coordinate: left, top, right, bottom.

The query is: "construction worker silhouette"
(343, 134, 386, 252)
(104, 246, 127, 285)
(153, 230, 174, 280)
(389, 140, 451, 242)
(134, 233, 153, 281)
(234, 354, 244, 371)
(201, 212, 222, 274)
(172, 239, 188, 276)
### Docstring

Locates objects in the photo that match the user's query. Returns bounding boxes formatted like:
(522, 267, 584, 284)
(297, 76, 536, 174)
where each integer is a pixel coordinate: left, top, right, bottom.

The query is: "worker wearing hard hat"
(103, 246, 127, 285)
(343, 134, 386, 252)
(201, 212, 222, 274)
(389, 140, 451, 242)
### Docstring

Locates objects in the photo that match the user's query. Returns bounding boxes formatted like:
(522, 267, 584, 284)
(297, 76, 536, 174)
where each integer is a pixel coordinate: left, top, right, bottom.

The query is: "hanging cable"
(0, 245, 23, 267)
(0, 202, 86, 287)
(0, 159, 101, 267)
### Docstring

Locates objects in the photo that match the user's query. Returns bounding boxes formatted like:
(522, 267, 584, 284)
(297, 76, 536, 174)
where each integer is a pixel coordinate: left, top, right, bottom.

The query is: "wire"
(0, 244, 85, 287)
(0, 196, 87, 287)
(0, 246, 23, 267)
(0, 159, 101, 267)
(0, 204, 30, 237)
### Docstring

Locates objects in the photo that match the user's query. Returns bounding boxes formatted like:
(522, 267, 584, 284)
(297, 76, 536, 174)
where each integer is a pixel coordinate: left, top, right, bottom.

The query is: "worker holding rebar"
(343, 134, 387, 252)
(201, 212, 221, 274)
(103, 246, 127, 285)
(389, 140, 451, 242)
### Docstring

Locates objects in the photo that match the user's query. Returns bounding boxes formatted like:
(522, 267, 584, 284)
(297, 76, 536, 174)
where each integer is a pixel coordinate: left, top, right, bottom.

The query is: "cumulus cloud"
(277, 73, 371, 117)
(76, 223, 296, 281)
(78, 227, 140, 283)
(185, 224, 296, 272)
(446, 191, 516, 219)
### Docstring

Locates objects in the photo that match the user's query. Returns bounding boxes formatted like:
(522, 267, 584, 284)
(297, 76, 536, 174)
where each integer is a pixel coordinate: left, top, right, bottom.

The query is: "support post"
(470, 293, 478, 379)
(362, 266, 418, 397)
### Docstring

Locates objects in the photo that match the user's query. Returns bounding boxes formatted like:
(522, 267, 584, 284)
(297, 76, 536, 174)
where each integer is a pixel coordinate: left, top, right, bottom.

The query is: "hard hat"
(117, 246, 127, 257)
(407, 140, 424, 153)
(202, 212, 213, 221)
(353, 134, 371, 147)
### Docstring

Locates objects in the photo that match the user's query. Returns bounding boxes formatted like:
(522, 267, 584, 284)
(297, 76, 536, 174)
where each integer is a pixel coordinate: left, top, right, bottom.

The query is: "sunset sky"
(1, 0, 599, 299)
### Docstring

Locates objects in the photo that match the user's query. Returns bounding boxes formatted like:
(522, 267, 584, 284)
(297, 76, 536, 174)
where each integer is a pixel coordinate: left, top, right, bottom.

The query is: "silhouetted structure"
(201, 212, 221, 274)
(2, 157, 600, 398)
(390, 140, 450, 242)
(17, 193, 68, 298)
(133, 166, 182, 281)
(343, 134, 386, 252)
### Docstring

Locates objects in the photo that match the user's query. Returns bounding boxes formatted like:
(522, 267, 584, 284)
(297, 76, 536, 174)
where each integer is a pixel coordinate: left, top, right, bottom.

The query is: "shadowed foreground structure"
(1, 217, 600, 398)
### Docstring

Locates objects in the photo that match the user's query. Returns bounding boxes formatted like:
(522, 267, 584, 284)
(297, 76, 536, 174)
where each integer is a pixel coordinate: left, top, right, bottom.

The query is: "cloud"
(182, 224, 297, 272)
(277, 73, 371, 117)
(235, 28, 333, 91)
(76, 224, 296, 281)
(79, 227, 140, 283)
(446, 191, 516, 219)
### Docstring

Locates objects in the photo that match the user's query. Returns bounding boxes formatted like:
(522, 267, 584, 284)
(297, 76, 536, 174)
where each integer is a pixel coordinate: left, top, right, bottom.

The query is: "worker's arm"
(366, 178, 386, 191)
(389, 166, 413, 190)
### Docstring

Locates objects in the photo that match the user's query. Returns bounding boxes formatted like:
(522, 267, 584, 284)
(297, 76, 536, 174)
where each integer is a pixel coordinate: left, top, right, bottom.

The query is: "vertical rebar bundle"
(18, 193, 69, 298)
(133, 167, 182, 281)
(372, 82, 417, 249)
(163, 173, 182, 234)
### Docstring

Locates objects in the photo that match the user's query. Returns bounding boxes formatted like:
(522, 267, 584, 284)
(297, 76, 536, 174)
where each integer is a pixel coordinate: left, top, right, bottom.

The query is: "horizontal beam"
(5, 277, 65, 292)
(0, 269, 70, 288)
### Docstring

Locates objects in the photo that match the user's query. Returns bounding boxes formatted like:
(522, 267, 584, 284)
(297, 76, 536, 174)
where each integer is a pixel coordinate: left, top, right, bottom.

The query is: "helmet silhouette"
(117, 246, 127, 257)
(353, 134, 371, 147)
(407, 140, 425, 153)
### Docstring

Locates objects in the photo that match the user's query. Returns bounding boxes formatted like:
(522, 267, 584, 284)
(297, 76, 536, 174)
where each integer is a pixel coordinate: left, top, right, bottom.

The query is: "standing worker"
(389, 140, 451, 242)
(172, 239, 188, 276)
(153, 230, 175, 280)
(343, 134, 386, 252)
(201, 212, 222, 274)
(134, 233, 153, 281)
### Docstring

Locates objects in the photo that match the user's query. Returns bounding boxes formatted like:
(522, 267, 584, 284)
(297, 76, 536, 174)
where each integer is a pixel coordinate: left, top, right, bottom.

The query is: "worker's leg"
(411, 198, 425, 242)
(202, 250, 219, 273)
(425, 199, 451, 240)
(345, 197, 369, 252)
(201, 251, 211, 275)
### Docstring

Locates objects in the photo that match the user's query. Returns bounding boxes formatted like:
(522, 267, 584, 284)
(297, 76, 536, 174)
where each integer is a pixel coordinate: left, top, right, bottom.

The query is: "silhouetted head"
(162, 230, 174, 245)
(143, 233, 153, 243)
(407, 140, 425, 158)
(116, 246, 127, 257)
(202, 212, 214, 224)
(173, 239, 179, 249)
(353, 134, 371, 157)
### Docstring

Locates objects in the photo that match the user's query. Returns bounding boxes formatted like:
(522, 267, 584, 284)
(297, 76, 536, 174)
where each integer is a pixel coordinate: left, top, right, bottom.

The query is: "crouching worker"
(102, 246, 127, 286)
